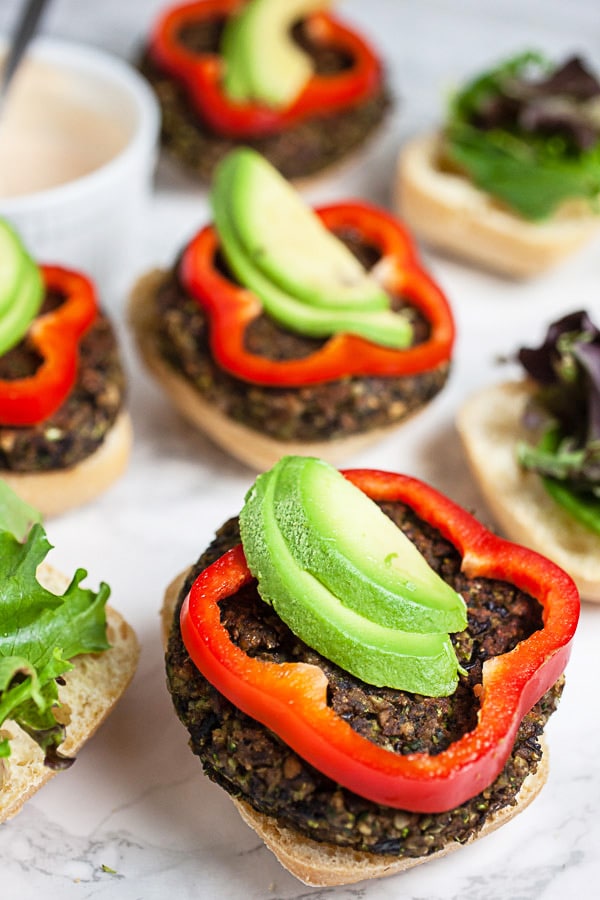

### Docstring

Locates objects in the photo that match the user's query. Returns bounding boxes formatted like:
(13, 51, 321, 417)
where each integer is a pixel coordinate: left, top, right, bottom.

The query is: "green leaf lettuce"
(0, 520, 110, 766)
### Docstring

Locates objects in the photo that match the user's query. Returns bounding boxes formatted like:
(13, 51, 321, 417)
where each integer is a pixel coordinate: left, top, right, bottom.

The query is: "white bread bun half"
(0, 411, 133, 518)
(161, 569, 547, 887)
(457, 380, 600, 602)
(232, 758, 547, 887)
(0, 562, 139, 823)
(129, 271, 437, 471)
(395, 133, 600, 278)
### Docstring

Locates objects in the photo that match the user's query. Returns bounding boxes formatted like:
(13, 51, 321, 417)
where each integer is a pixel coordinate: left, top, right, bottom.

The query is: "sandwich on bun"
(458, 309, 600, 601)
(0, 220, 132, 517)
(130, 148, 454, 470)
(0, 481, 139, 823)
(162, 455, 579, 885)
(140, 0, 390, 183)
(396, 53, 600, 277)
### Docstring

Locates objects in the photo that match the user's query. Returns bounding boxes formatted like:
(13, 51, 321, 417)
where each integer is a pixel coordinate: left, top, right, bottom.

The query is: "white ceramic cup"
(0, 37, 160, 305)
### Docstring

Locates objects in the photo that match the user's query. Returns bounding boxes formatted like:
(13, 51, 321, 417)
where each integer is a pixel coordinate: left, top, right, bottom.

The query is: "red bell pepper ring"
(148, 0, 383, 138)
(180, 201, 455, 386)
(0, 265, 98, 426)
(180, 469, 580, 813)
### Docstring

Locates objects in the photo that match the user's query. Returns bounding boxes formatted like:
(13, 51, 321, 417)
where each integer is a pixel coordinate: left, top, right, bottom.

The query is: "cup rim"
(0, 35, 160, 213)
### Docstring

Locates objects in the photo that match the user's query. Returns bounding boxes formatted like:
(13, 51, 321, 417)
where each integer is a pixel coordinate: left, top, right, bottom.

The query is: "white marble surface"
(1, 1, 600, 897)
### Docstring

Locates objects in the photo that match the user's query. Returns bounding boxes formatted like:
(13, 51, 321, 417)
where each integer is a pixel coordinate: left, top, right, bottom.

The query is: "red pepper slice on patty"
(180, 469, 579, 813)
(148, 0, 383, 138)
(0, 266, 98, 426)
(180, 201, 455, 386)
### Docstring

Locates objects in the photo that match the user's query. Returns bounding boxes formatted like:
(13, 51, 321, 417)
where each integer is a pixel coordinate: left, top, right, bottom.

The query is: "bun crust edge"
(232, 759, 547, 887)
(0, 411, 133, 518)
(457, 380, 599, 602)
(0, 563, 139, 824)
(161, 569, 548, 887)
(128, 270, 439, 471)
(395, 133, 600, 278)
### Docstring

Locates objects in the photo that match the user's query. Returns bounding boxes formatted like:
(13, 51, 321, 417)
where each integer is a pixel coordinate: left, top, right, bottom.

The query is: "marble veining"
(1, 1, 600, 897)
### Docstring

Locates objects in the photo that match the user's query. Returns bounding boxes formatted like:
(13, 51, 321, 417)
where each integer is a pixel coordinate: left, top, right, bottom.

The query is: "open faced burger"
(0, 480, 139, 823)
(458, 309, 600, 601)
(396, 52, 600, 277)
(129, 148, 454, 470)
(140, 0, 390, 182)
(162, 455, 579, 886)
(0, 220, 132, 516)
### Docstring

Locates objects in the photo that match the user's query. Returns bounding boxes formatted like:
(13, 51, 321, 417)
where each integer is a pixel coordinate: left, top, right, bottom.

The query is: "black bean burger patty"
(0, 293, 126, 472)
(166, 503, 563, 857)
(152, 229, 449, 443)
(140, 16, 390, 182)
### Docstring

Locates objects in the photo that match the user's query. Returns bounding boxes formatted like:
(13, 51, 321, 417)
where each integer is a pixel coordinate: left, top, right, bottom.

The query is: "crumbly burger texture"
(0, 300, 132, 517)
(128, 229, 450, 470)
(140, 17, 390, 183)
(0, 564, 139, 824)
(163, 504, 562, 886)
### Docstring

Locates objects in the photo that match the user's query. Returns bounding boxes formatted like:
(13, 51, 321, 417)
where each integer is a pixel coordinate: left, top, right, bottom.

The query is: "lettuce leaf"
(444, 52, 600, 220)
(542, 476, 600, 535)
(449, 51, 548, 122)
(518, 426, 600, 535)
(0, 522, 110, 766)
(0, 481, 41, 543)
(516, 314, 600, 533)
(445, 122, 600, 220)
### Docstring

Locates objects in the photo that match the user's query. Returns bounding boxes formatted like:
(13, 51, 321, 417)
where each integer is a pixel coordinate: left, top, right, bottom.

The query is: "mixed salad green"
(445, 52, 600, 220)
(517, 310, 600, 534)
(0, 483, 110, 768)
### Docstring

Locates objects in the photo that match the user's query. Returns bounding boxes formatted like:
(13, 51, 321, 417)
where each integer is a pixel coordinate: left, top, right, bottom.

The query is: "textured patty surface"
(166, 502, 563, 857)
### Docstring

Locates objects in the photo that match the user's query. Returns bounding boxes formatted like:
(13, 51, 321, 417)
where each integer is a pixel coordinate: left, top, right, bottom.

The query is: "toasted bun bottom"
(233, 757, 547, 887)
(162, 570, 548, 887)
(395, 133, 599, 278)
(129, 271, 435, 471)
(457, 380, 599, 601)
(0, 563, 139, 823)
(0, 412, 133, 518)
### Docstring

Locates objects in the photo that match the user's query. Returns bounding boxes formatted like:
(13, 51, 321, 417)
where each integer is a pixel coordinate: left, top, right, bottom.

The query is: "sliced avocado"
(0, 480, 42, 542)
(220, 0, 326, 109)
(212, 157, 413, 349)
(0, 219, 28, 317)
(219, 9, 251, 102)
(216, 149, 389, 312)
(240, 460, 461, 695)
(0, 250, 44, 357)
(273, 456, 467, 634)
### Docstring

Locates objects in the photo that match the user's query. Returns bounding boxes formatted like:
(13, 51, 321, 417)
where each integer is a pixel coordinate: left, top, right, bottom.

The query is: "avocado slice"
(212, 155, 413, 349)
(0, 219, 28, 317)
(220, 0, 327, 109)
(273, 456, 467, 634)
(219, 9, 251, 102)
(240, 459, 461, 695)
(215, 149, 389, 312)
(0, 222, 43, 357)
